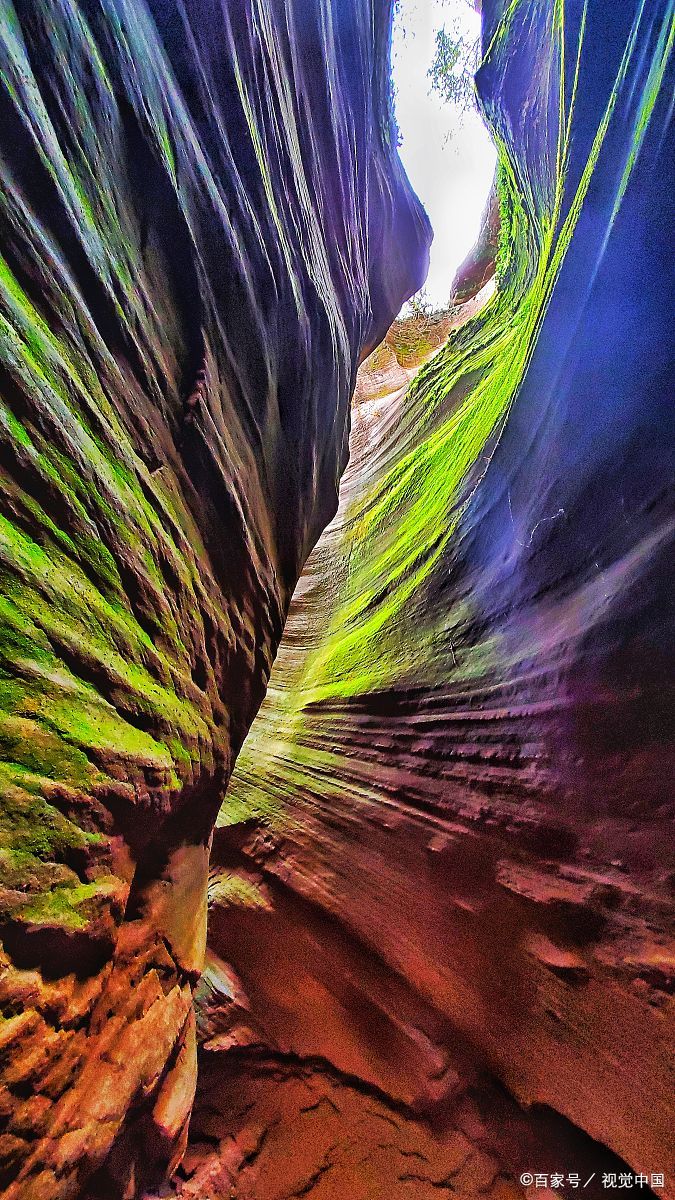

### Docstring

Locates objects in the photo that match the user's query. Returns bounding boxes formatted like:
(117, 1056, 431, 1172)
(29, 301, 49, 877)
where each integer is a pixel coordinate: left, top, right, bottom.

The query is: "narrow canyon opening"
(391, 0, 496, 311)
(0, 1, 672, 1199)
(160, 6, 671, 1198)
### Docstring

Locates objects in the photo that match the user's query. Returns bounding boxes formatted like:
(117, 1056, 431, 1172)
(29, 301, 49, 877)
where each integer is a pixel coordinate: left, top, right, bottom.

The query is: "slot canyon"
(0, 1, 673, 1198)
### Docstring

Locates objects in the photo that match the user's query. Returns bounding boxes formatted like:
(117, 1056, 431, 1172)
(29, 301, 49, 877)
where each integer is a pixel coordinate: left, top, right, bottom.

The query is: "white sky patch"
(392, 0, 497, 309)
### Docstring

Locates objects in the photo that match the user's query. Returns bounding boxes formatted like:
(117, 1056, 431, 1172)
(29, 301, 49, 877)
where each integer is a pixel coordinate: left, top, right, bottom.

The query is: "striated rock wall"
(0, 0, 430, 1195)
(214, 0, 675, 1189)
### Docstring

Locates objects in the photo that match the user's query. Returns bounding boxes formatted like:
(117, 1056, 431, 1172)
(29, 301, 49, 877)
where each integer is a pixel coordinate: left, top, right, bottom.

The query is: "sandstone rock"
(217, 0, 675, 1187)
(0, 0, 429, 1193)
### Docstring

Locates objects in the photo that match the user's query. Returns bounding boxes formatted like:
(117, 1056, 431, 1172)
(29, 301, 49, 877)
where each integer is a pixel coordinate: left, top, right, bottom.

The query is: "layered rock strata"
(206, 0, 675, 1191)
(0, 0, 429, 1195)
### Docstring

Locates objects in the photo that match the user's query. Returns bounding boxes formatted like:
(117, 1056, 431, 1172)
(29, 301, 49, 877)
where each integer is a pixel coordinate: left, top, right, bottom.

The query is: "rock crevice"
(205, 0, 674, 1192)
(0, 0, 673, 1196)
(0, 0, 429, 1194)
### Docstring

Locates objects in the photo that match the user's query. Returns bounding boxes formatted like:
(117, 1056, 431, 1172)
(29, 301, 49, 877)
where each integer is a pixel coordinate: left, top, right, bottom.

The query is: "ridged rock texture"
(191, 0, 675, 1196)
(0, 0, 430, 1195)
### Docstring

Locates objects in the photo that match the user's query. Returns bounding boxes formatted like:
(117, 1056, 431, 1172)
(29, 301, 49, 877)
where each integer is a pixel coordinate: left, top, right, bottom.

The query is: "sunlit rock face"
(205, 0, 675, 1193)
(0, 0, 430, 1194)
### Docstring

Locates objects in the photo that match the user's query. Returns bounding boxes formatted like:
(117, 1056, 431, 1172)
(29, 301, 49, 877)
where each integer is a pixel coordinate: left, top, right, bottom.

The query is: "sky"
(391, 0, 496, 310)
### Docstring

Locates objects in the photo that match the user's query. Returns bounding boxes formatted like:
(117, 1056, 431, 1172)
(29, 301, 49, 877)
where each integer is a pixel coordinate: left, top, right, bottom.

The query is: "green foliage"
(16, 878, 118, 930)
(0, 773, 96, 861)
(428, 21, 479, 112)
(386, 306, 449, 367)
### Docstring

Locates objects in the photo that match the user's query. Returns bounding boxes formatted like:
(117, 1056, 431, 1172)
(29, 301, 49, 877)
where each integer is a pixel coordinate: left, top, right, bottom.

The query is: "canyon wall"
(207, 0, 675, 1191)
(0, 1, 430, 1195)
